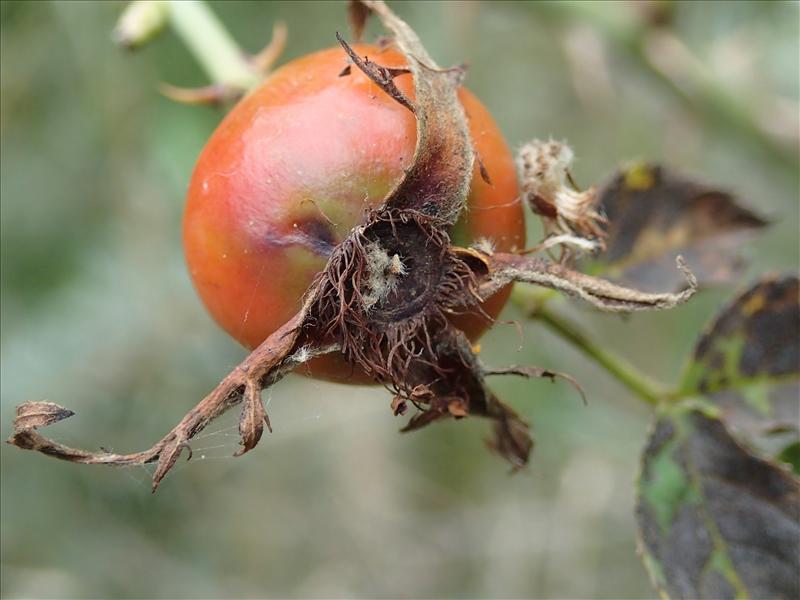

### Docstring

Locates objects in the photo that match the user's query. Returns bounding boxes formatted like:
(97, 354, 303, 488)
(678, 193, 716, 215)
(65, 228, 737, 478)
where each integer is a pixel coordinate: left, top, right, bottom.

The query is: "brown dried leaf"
(13, 401, 74, 431)
(151, 437, 192, 493)
(594, 163, 767, 291)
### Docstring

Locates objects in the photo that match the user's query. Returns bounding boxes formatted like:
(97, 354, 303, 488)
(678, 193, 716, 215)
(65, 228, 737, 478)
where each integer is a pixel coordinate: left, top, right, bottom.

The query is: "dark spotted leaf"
(593, 163, 766, 291)
(636, 406, 800, 600)
(680, 276, 799, 463)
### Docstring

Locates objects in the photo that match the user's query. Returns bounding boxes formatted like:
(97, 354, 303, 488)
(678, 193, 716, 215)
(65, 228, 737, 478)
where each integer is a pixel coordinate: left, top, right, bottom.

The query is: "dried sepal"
(393, 328, 536, 468)
(486, 405, 533, 471)
(7, 307, 336, 492)
(480, 251, 697, 313)
(355, 0, 475, 223)
(335, 33, 415, 113)
(12, 401, 74, 431)
(518, 139, 607, 254)
(235, 379, 271, 457)
(484, 365, 587, 405)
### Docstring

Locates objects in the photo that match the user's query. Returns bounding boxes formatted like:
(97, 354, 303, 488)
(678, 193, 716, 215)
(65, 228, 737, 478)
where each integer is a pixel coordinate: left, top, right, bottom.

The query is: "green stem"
(529, 1, 797, 172)
(166, 0, 260, 89)
(535, 305, 667, 406)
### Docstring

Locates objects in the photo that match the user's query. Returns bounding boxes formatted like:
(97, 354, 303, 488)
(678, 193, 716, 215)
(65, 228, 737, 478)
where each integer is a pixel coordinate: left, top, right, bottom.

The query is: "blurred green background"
(1, 1, 797, 598)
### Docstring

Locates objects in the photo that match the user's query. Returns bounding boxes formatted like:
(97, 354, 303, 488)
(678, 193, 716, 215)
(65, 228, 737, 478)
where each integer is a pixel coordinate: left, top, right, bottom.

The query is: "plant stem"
(166, 0, 260, 89)
(534, 304, 667, 406)
(529, 1, 797, 172)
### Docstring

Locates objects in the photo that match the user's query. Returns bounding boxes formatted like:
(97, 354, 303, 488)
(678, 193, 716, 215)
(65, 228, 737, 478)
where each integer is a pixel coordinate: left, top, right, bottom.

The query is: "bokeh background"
(1, 1, 797, 598)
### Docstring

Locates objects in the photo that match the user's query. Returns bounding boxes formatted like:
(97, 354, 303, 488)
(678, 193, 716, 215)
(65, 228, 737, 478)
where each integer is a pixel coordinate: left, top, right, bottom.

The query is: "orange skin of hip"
(183, 45, 525, 383)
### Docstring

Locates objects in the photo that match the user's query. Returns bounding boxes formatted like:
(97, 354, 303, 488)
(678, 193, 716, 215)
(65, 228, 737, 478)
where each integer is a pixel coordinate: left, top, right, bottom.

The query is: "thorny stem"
(166, 1, 260, 89)
(533, 304, 667, 406)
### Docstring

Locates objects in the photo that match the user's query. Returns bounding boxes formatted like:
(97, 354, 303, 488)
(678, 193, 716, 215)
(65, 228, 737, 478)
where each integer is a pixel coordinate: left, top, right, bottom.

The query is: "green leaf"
(637, 406, 800, 600)
(680, 276, 799, 462)
(591, 163, 766, 292)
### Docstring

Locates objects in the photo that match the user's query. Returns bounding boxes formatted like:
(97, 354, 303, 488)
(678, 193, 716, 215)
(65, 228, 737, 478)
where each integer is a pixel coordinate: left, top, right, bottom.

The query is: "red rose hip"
(183, 44, 525, 382)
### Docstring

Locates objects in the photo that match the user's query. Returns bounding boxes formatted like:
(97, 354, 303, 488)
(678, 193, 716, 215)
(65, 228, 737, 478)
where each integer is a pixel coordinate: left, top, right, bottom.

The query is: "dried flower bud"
(517, 139, 607, 251)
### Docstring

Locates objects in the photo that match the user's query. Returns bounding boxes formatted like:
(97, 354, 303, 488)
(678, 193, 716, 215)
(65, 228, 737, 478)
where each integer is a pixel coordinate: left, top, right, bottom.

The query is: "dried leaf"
(12, 401, 74, 431)
(151, 437, 192, 493)
(396, 330, 535, 469)
(486, 406, 533, 471)
(636, 406, 800, 600)
(593, 163, 767, 291)
(336, 33, 414, 112)
(680, 276, 799, 462)
(357, 0, 474, 223)
(482, 251, 696, 312)
(235, 379, 271, 457)
(484, 364, 587, 405)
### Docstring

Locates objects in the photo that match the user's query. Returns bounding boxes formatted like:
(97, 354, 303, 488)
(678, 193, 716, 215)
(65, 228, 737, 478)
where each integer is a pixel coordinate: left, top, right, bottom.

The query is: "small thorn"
(158, 82, 243, 107)
(250, 21, 288, 74)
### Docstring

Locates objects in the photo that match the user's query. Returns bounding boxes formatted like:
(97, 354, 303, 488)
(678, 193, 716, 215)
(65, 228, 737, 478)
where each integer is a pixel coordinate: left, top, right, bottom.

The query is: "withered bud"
(517, 139, 607, 252)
